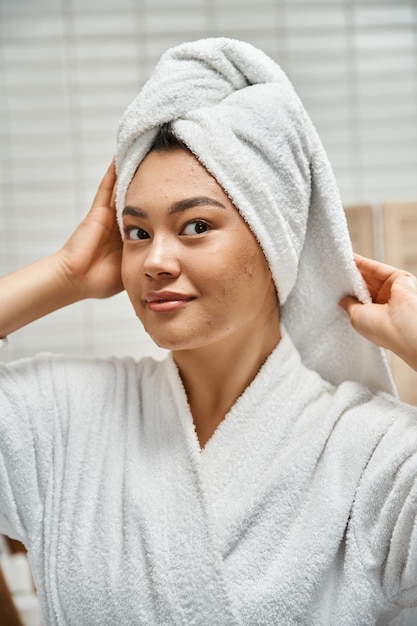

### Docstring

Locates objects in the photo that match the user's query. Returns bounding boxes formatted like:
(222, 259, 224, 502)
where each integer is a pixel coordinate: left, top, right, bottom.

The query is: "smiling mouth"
(145, 294, 195, 313)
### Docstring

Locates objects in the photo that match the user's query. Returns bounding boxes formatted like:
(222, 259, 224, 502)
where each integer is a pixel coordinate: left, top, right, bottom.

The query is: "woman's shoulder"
(0, 350, 172, 393)
(330, 377, 417, 444)
(341, 384, 417, 605)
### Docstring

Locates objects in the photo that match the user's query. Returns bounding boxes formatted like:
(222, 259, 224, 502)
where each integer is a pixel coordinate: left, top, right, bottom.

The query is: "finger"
(339, 295, 361, 316)
(353, 253, 399, 283)
(354, 254, 413, 304)
(339, 296, 383, 344)
(339, 295, 374, 331)
(353, 255, 397, 299)
(91, 161, 117, 209)
(110, 179, 117, 210)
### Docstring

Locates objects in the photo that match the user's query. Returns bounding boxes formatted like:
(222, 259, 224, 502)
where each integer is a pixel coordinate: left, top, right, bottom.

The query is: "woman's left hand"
(340, 254, 417, 372)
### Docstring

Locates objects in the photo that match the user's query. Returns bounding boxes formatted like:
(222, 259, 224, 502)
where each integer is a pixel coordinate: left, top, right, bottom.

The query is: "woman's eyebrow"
(122, 206, 147, 218)
(122, 197, 226, 218)
(169, 196, 226, 214)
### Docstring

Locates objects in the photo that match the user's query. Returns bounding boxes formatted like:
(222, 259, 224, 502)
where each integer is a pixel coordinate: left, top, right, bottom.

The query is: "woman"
(1, 38, 417, 625)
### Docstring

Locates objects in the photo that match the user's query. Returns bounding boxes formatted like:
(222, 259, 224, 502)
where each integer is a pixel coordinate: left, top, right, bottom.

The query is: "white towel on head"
(116, 37, 396, 394)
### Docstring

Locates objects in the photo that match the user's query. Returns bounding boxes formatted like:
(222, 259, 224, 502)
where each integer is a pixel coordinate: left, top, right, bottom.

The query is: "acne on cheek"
(242, 252, 265, 279)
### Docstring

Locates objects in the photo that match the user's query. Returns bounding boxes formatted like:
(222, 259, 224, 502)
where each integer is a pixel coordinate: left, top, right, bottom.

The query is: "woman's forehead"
(126, 149, 233, 204)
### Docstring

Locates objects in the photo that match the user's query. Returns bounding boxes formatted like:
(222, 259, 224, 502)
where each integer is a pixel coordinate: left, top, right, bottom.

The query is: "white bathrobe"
(1, 330, 417, 625)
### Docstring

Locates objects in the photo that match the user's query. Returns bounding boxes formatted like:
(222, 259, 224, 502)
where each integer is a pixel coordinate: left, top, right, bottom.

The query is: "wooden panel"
(383, 201, 417, 274)
(344, 204, 375, 258)
(0, 566, 24, 626)
(383, 201, 417, 406)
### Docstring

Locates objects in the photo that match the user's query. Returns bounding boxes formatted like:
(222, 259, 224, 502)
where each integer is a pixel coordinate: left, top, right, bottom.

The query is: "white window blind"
(1, 0, 416, 360)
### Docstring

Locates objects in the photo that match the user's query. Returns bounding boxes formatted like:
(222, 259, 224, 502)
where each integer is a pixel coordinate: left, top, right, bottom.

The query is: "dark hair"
(148, 122, 188, 153)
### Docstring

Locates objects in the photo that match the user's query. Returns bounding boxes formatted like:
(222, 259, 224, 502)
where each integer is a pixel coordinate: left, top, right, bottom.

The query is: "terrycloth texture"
(116, 38, 395, 395)
(1, 335, 417, 625)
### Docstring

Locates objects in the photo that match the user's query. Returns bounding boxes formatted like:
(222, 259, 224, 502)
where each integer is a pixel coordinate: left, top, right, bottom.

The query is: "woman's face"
(121, 149, 279, 353)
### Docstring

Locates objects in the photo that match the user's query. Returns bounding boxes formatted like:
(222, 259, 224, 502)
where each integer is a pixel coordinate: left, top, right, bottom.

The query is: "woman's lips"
(144, 291, 195, 313)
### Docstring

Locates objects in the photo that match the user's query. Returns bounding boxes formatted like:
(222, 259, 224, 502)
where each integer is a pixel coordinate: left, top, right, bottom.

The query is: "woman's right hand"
(57, 160, 124, 300)
(0, 161, 124, 338)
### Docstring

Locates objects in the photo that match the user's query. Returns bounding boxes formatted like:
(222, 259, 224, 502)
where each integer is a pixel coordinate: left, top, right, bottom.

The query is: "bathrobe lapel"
(137, 331, 342, 624)
(137, 355, 242, 626)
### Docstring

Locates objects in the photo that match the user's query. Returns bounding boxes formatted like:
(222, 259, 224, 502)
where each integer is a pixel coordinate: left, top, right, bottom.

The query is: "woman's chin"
(144, 326, 220, 353)
(143, 328, 196, 352)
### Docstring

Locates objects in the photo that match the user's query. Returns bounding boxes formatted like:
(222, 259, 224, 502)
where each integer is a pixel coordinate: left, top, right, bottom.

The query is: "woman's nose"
(143, 236, 180, 279)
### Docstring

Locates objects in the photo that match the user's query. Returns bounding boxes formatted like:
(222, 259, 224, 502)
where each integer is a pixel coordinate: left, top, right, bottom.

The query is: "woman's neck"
(173, 317, 281, 448)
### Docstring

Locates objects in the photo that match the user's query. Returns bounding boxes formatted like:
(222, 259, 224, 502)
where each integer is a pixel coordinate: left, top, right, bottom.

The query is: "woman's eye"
(182, 221, 210, 236)
(126, 227, 150, 240)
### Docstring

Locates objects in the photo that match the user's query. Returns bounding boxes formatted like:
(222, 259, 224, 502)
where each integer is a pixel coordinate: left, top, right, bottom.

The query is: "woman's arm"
(340, 254, 417, 372)
(0, 161, 123, 338)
